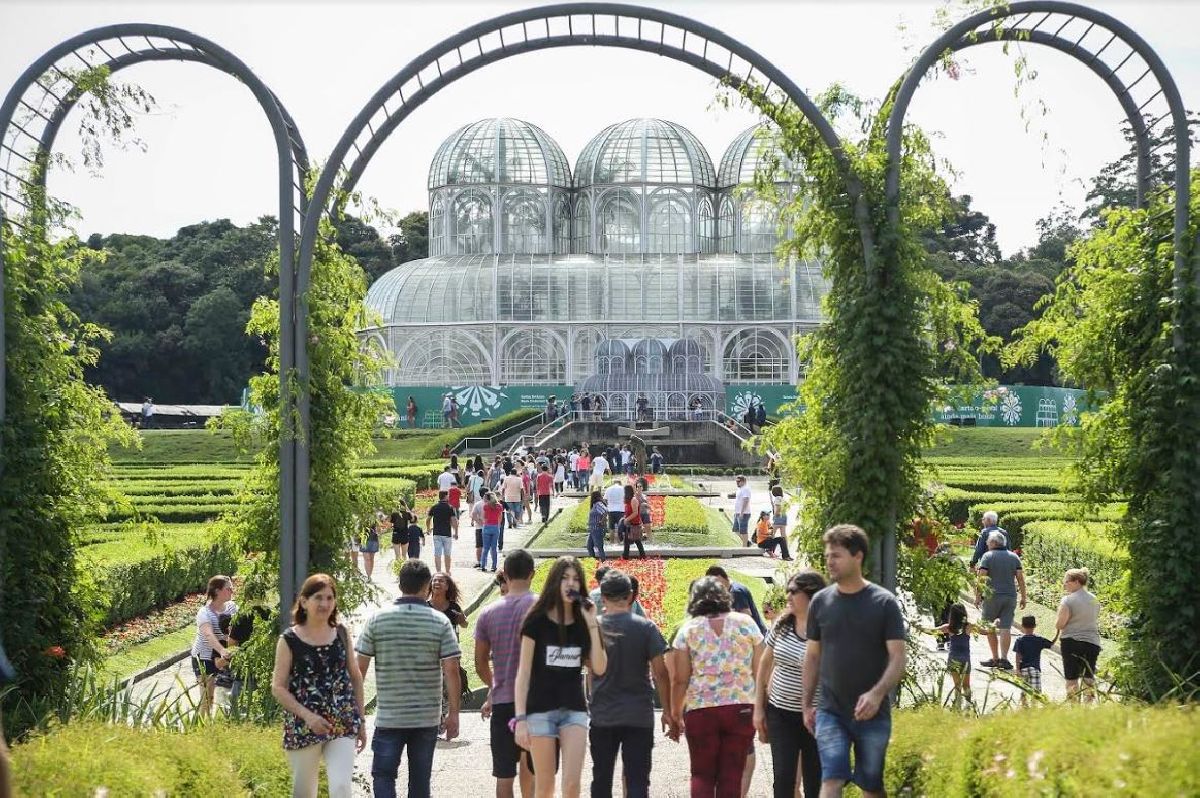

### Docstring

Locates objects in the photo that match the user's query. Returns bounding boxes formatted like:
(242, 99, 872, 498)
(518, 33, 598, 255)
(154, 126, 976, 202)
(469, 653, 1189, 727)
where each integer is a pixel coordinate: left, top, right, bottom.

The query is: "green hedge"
(940, 489, 1083, 527)
(964, 501, 1125, 548)
(85, 537, 238, 625)
(421, 408, 540, 459)
(881, 704, 1199, 796)
(12, 720, 292, 796)
(1021, 520, 1128, 637)
(357, 463, 443, 490)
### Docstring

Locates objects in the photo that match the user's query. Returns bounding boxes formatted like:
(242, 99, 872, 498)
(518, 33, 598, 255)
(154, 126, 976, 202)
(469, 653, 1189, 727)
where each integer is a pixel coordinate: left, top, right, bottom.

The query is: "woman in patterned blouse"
(271, 573, 366, 798)
(670, 576, 765, 797)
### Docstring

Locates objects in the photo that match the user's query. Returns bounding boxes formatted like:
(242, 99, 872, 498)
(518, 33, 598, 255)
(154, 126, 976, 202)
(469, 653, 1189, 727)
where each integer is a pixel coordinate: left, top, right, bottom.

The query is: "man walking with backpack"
(589, 570, 678, 798)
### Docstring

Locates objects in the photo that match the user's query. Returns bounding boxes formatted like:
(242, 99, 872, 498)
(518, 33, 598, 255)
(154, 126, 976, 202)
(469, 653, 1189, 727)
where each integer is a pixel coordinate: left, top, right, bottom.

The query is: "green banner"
(386, 385, 570, 427)
(933, 385, 1091, 427)
(382, 383, 1093, 428)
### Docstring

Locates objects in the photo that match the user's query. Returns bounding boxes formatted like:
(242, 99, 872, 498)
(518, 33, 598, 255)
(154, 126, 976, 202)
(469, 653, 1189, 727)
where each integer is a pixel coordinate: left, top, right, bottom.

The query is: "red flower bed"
(647, 495, 666, 526)
(590, 557, 667, 628)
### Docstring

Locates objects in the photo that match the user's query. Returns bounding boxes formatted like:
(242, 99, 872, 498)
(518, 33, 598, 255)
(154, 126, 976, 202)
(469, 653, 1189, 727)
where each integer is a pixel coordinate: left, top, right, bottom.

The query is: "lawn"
(102, 625, 194, 680)
(532, 496, 740, 549)
(923, 425, 1052, 458)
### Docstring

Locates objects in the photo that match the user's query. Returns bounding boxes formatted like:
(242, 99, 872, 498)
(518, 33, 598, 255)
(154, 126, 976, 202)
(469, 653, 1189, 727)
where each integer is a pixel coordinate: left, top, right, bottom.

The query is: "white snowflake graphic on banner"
(1062, 394, 1079, 426)
(452, 385, 506, 419)
(999, 392, 1023, 425)
(730, 390, 763, 419)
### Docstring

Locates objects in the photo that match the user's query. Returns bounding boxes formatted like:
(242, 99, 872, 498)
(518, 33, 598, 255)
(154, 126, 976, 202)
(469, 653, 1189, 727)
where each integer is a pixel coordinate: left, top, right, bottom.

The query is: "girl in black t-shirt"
(514, 556, 607, 798)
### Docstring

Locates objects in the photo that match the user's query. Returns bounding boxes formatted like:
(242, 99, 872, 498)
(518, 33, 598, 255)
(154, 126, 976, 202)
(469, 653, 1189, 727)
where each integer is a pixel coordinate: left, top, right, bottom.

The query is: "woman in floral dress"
(271, 573, 366, 798)
(670, 576, 764, 797)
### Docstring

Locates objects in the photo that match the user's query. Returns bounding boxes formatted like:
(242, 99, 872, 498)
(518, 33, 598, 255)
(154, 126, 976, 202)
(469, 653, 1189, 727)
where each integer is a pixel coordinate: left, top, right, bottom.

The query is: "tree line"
(68, 211, 426, 404)
(65, 117, 1188, 404)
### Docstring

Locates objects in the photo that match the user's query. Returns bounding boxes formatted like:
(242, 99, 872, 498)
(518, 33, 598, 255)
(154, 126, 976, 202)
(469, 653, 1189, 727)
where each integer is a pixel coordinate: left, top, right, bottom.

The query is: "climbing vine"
(1009, 173, 1200, 698)
(733, 83, 994, 605)
(217, 205, 390, 717)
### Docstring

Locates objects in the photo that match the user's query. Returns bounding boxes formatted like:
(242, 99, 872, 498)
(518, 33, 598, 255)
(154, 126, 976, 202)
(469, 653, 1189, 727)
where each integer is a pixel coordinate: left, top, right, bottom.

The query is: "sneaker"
(997, 659, 1014, 671)
(980, 659, 998, 668)
(782, 557, 795, 562)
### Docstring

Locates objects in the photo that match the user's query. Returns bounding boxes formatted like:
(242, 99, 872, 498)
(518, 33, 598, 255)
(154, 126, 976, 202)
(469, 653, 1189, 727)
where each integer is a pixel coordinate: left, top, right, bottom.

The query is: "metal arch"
(884, 0, 1195, 593)
(886, 1, 1191, 300)
(292, 2, 873, 589)
(0, 24, 311, 621)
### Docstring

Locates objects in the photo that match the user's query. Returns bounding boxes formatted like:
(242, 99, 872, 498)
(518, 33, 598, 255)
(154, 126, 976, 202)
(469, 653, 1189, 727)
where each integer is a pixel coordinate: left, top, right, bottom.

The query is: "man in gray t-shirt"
(976, 530, 1027, 670)
(589, 572, 675, 798)
(803, 524, 905, 798)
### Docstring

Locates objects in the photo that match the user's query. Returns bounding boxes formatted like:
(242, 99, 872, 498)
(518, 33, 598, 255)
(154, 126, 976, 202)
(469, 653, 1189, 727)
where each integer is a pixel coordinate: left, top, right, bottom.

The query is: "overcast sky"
(2, 0, 1197, 254)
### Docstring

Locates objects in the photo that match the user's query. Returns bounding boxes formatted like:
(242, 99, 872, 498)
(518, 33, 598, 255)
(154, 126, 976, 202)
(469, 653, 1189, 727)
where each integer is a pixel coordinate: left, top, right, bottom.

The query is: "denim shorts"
(433, 535, 452, 558)
(815, 709, 891, 792)
(526, 709, 589, 738)
(732, 514, 750, 534)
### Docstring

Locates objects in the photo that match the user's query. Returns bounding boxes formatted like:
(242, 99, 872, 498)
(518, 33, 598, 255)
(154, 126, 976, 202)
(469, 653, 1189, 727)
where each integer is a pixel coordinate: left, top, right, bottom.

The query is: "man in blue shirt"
(969, 510, 1007, 568)
(705, 565, 766, 634)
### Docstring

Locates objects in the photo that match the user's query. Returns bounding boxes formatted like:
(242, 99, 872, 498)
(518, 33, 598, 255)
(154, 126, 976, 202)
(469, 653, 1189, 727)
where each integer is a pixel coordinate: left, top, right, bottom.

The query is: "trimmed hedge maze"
(928, 454, 1127, 635)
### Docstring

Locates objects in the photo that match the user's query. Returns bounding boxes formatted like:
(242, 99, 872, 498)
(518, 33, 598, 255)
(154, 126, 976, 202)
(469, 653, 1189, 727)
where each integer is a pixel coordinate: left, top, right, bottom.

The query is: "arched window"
(500, 329, 566, 384)
(697, 194, 716, 254)
(740, 194, 777, 254)
(501, 189, 546, 254)
(597, 189, 641, 254)
(553, 196, 572, 254)
(394, 329, 492, 385)
(718, 195, 736, 254)
(573, 194, 591, 254)
(451, 190, 493, 254)
(722, 328, 789, 383)
(647, 188, 693, 253)
(429, 194, 446, 256)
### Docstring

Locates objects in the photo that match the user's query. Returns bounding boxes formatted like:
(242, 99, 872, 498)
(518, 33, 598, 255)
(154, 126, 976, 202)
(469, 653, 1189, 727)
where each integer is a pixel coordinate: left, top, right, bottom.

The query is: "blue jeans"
(505, 501, 522, 527)
(814, 709, 891, 792)
(587, 527, 607, 560)
(371, 725, 439, 798)
(481, 524, 500, 570)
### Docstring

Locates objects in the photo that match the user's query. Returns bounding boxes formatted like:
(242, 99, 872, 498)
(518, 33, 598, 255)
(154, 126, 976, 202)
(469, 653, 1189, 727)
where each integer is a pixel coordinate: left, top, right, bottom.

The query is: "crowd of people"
(174, 453, 1109, 798)
(188, 522, 908, 798)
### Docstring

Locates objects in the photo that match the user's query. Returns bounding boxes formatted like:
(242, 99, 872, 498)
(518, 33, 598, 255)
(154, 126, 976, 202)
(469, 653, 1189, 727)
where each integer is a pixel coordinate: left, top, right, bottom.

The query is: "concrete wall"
(537, 420, 757, 467)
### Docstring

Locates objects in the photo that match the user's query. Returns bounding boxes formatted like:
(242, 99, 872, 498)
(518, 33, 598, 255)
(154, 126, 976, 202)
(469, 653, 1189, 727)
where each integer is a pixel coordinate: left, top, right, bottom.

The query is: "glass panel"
(500, 329, 566, 383)
(647, 188, 693, 253)
(597, 190, 641, 254)
(718, 196, 736, 254)
(501, 189, 546, 254)
(451, 190, 494, 254)
(573, 194, 591, 254)
(740, 193, 778, 254)
(722, 329, 789, 383)
(553, 196, 571, 254)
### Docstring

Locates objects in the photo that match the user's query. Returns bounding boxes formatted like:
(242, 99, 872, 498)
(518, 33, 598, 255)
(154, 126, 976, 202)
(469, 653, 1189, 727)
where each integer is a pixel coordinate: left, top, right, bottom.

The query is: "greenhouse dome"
(360, 117, 828, 421)
(427, 118, 573, 256)
(717, 123, 804, 254)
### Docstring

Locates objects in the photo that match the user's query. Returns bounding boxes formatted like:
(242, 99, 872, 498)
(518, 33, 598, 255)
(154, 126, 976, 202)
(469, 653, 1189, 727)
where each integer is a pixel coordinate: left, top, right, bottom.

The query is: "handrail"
(507, 414, 570, 456)
(713, 411, 755, 440)
(451, 411, 546, 454)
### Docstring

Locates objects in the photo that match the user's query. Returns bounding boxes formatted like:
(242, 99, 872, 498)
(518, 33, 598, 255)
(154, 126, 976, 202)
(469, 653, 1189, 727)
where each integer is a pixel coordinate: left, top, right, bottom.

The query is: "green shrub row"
(357, 463, 443, 489)
(882, 704, 1199, 796)
(1021, 520, 1127, 637)
(12, 720, 292, 796)
(117, 481, 240, 496)
(933, 473, 1062, 495)
(109, 503, 239, 523)
(112, 465, 251, 481)
(85, 536, 238, 625)
(423, 408, 540, 458)
(940, 488, 1083, 526)
(964, 500, 1125, 548)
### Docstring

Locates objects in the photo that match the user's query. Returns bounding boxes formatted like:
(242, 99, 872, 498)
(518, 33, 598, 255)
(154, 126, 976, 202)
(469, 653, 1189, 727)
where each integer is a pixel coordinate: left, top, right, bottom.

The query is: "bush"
(1021, 520, 1128, 637)
(85, 538, 239, 625)
(11, 720, 292, 796)
(882, 704, 1200, 796)
(418, 409, 540, 459)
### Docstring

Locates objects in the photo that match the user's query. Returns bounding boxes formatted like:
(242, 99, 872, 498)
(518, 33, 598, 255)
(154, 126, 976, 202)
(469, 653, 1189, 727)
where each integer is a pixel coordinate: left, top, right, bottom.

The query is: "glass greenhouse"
(361, 117, 829, 420)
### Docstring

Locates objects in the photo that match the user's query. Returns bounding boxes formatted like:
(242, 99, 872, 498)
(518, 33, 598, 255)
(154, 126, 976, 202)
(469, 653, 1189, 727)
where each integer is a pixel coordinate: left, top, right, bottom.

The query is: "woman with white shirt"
(191, 574, 237, 716)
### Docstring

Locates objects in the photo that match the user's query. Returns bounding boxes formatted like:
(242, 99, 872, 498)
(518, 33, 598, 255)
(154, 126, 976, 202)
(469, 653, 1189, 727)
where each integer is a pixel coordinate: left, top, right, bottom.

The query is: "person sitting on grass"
(754, 510, 794, 561)
(1013, 614, 1058, 705)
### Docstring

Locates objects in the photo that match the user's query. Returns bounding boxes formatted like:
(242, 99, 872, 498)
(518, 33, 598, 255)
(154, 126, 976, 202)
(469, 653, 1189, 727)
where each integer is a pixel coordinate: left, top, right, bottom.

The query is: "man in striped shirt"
(357, 559, 461, 798)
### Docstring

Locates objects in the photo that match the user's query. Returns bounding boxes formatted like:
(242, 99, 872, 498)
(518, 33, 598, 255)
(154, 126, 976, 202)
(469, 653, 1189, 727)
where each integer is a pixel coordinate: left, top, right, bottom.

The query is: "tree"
(389, 210, 429, 264)
(1081, 113, 1198, 225)
(921, 193, 1001, 265)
